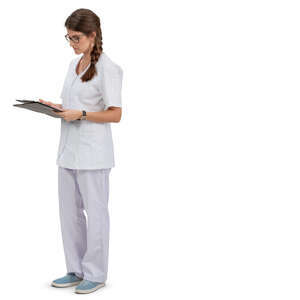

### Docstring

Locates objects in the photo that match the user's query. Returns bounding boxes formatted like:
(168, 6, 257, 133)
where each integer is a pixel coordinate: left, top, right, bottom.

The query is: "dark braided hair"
(64, 8, 103, 82)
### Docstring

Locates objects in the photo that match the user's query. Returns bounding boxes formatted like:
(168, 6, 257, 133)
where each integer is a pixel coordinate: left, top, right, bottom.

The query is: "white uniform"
(57, 52, 123, 283)
(56, 51, 123, 170)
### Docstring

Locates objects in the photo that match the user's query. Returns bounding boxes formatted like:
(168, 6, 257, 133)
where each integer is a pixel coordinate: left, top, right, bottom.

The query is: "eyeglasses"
(65, 33, 86, 43)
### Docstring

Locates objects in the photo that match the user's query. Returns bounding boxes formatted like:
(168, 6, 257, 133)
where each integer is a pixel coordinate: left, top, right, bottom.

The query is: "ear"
(90, 31, 96, 40)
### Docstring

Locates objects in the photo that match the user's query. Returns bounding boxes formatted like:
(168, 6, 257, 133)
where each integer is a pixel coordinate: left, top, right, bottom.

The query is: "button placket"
(71, 63, 90, 168)
(58, 72, 78, 164)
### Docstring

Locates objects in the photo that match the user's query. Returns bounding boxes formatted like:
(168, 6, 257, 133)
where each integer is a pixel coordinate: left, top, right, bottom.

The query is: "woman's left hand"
(54, 109, 82, 122)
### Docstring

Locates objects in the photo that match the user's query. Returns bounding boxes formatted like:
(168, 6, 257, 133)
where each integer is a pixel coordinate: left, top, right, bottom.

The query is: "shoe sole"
(51, 280, 83, 288)
(75, 282, 105, 294)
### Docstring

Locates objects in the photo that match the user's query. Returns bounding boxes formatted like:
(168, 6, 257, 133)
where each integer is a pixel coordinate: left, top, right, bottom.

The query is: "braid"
(91, 28, 102, 65)
(81, 28, 103, 82)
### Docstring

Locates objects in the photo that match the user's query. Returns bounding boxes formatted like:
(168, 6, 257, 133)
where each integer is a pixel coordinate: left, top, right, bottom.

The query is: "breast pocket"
(76, 76, 101, 106)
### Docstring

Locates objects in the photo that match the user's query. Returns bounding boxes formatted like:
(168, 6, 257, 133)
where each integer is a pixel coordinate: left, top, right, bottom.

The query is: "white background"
(1, 0, 299, 299)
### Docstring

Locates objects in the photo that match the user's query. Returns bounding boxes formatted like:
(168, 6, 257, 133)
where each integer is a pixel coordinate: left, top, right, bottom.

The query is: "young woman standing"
(39, 8, 123, 294)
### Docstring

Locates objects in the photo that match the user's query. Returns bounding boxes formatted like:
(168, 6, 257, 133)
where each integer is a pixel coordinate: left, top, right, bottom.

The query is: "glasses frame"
(65, 33, 86, 43)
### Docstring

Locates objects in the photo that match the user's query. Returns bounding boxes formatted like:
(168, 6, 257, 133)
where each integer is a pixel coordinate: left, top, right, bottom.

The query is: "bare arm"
(86, 107, 122, 123)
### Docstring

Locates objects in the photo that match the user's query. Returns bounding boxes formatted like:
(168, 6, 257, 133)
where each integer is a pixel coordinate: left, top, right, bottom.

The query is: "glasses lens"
(65, 35, 80, 43)
(73, 36, 80, 43)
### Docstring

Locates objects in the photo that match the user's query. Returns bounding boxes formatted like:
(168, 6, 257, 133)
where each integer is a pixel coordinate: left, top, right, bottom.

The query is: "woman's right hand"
(39, 99, 62, 110)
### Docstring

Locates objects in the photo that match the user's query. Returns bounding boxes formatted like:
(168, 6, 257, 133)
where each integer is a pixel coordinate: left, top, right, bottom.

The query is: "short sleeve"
(101, 62, 123, 110)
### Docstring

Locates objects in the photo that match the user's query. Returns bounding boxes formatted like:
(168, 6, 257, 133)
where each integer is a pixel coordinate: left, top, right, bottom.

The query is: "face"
(66, 28, 95, 54)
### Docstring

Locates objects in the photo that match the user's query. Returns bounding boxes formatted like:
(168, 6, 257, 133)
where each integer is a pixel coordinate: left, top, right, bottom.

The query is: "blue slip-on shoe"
(51, 272, 83, 288)
(75, 279, 105, 294)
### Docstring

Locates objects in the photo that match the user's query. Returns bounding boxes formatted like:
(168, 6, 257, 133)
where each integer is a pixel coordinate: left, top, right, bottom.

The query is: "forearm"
(86, 109, 120, 123)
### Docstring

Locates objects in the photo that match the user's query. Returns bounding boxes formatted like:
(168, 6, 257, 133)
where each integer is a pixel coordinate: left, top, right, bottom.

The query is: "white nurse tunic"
(56, 52, 123, 169)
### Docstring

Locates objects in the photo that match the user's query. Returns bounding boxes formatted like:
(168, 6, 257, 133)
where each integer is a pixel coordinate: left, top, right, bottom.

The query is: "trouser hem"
(67, 271, 84, 279)
(83, 276, 107, 283)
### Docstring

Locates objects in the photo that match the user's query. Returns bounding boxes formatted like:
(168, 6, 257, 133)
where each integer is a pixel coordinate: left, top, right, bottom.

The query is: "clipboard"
(13, 99, 80, 120)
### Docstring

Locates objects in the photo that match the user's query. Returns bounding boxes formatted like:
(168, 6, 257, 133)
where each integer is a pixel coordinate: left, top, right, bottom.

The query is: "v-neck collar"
(75, 55, 91, 77)
(73, 52, 106, 78)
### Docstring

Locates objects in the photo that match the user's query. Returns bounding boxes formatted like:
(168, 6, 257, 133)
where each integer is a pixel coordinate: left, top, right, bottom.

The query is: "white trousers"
(58, 166, 111, 283)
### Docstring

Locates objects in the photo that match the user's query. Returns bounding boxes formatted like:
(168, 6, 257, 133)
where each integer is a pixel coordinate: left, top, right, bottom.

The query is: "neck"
(83, 49, 92, 59)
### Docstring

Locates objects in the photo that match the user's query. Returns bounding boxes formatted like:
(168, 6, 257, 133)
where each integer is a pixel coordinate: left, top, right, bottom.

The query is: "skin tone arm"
(39, 99, 121, 123)
(81, 106, 122, 123)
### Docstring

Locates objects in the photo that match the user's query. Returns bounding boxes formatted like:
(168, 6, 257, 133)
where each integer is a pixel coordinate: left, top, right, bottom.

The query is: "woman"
(39, 8, 123, 294)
